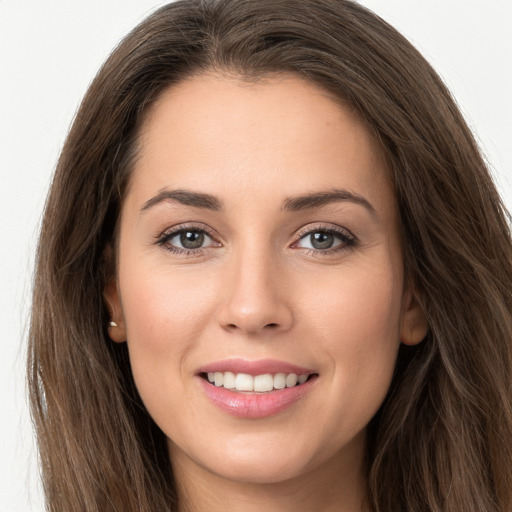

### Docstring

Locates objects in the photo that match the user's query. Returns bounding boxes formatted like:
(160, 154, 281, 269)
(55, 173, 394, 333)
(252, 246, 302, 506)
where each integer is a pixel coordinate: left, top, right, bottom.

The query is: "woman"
(28, 0, 512, 511)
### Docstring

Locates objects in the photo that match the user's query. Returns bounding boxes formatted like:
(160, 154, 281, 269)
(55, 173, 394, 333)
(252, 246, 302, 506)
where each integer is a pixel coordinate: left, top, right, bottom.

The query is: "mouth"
(200, 371, 318, 393)
(196, 358, 319, 418)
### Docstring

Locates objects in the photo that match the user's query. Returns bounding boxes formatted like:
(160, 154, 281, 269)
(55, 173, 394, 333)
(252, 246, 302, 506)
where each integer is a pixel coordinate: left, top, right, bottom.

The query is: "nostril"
(265, 323, 279, 329)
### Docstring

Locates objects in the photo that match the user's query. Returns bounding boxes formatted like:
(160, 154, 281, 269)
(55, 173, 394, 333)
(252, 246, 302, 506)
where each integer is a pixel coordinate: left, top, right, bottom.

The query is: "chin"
(168, 429, 321, 485)
(182, 425, 363, 486)
(206, 454, 311, 485)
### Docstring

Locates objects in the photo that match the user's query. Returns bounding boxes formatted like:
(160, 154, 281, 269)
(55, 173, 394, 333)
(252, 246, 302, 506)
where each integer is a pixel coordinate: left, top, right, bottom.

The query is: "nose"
(216, 246, 294, 336)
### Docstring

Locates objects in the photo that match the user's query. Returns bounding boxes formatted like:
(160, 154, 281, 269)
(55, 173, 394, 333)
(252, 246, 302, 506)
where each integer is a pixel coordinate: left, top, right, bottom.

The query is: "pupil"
(311, 232, 333, 249)
(180, 230, 204, 249)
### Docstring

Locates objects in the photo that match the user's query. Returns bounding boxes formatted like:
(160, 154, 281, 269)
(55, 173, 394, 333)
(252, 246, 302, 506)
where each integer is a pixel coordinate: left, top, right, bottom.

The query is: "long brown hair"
(28, 1, 512, 510)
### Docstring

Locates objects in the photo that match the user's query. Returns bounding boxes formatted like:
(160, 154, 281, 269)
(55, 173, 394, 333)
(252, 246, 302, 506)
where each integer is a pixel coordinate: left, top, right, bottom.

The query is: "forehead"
(127, 72, 394, 217)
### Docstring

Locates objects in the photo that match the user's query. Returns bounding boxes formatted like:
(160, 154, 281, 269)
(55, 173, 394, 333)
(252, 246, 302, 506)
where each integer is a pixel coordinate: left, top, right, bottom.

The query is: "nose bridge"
(217, 236, 293, 335)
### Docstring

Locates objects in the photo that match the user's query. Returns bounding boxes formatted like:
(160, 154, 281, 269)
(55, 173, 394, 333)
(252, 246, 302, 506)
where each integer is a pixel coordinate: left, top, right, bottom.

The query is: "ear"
(103, 247, 127, 343)
(400, 286, 428, 346)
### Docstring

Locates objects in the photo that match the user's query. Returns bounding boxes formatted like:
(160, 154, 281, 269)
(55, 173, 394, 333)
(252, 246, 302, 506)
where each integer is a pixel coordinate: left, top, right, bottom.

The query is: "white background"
(1, 1, 510, 510)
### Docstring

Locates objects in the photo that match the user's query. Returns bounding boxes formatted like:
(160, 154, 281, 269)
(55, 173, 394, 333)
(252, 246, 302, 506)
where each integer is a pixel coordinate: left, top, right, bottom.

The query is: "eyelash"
(293, 224, 357, 256)
(156, 223, 357, 256)
(156, 223, 218, 256)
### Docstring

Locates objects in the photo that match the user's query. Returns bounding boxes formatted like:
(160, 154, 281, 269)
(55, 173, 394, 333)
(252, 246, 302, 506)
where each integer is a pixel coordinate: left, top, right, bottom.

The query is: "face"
(106, 73, 426, 490)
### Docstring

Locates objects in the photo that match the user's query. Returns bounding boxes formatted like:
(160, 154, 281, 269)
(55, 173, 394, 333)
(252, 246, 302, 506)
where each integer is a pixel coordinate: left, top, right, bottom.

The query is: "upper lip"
(197, 358, 316, 376)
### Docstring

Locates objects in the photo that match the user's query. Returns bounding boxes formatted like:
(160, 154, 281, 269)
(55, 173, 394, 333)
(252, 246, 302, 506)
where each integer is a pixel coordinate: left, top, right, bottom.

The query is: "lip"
(196, 358, 318, 419)
(197, 358, 315, 376)
(198, 376, 318, 419)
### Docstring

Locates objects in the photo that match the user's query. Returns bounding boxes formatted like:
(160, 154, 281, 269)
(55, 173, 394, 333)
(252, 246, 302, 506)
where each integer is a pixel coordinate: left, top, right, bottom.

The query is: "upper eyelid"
(294, 223, 356, 240)
(157, 223, 219, 241)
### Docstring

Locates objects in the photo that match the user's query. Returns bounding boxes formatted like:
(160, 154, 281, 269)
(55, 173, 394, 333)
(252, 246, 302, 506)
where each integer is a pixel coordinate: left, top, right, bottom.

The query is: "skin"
(105, 73, 427, 512)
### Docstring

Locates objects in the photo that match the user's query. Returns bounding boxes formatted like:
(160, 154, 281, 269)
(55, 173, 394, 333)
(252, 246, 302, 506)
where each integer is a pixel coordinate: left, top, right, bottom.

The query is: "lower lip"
(198, 375, 318, 419)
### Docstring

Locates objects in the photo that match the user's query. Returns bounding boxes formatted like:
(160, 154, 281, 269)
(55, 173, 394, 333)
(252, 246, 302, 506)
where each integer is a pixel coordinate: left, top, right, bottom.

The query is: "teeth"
(223, 371, 236, 389)
(298, 374, 308, 384)
(214, 372, 223, 387)
(274, 373, 286, 389)
(205, 372, 312, 392)
(235, 373, 253, 391)
(285, 373, 298, 387)
(254, 374, 273, 392)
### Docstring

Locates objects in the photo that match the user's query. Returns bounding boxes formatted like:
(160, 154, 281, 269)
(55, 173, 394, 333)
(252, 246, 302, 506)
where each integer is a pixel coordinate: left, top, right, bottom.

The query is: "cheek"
(307, 253, 402, 345)
(121, 256, 218, 334)
(303, 260, 402, 419)
(118, 261, 217, 398)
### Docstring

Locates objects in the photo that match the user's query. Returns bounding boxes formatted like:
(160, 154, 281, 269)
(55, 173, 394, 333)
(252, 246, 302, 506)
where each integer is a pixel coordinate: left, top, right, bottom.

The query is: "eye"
(157, 226, 219, 253)
(294, 226, 356, 253)
(175, 229, 209, 249)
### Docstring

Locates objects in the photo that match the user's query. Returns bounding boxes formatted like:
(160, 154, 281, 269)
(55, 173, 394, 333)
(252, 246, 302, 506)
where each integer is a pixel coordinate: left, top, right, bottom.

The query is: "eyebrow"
(140, 187, 376, 216)
(282, 188, 377, 216)
(141, 189, 223, 212)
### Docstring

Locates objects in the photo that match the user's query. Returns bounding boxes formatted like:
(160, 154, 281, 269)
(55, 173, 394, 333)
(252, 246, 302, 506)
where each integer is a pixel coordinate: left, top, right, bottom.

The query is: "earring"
(109, 321, 118, 327)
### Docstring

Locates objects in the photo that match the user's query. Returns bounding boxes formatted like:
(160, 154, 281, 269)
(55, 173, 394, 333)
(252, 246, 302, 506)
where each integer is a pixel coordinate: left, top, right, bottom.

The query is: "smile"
(204, 371, 312, 392)
(197, 359, 319, 419)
